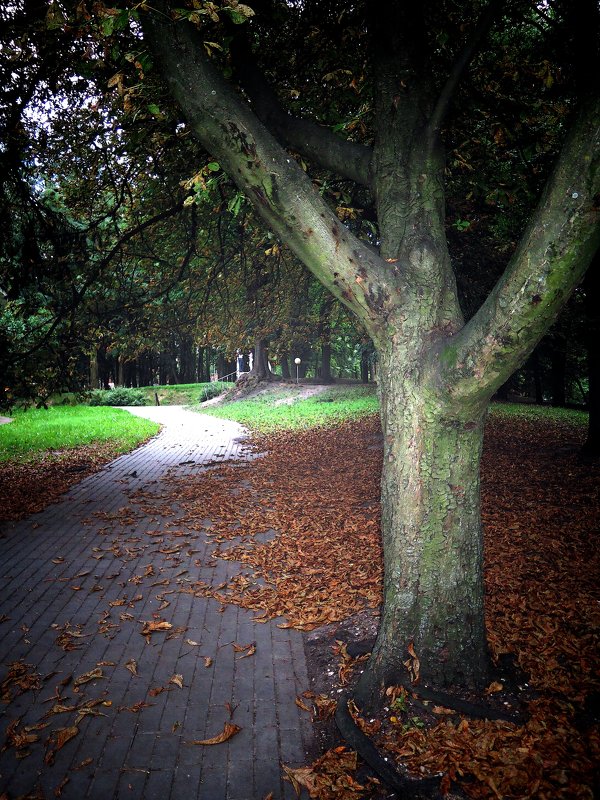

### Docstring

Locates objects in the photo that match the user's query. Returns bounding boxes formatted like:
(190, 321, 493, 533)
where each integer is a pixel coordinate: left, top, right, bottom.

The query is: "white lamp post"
(294, 357, 301, 384)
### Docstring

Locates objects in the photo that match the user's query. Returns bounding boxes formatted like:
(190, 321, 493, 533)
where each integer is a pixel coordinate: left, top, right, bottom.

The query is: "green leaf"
(207, 162, 220, 172)
(224, 4, 255, 24)
(147, 104, 161, 116)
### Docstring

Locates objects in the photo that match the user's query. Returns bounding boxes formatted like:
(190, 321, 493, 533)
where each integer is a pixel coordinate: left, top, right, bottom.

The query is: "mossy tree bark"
(142, 2, 600, 707)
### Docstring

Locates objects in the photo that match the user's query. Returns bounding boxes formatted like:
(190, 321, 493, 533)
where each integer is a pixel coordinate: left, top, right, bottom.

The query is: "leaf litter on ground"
(0, 409, 597, 798)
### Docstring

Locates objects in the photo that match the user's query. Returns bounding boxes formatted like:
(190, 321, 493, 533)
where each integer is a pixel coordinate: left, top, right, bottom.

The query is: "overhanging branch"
(231, 38, 373, 187)
(141, 3, 396, 340)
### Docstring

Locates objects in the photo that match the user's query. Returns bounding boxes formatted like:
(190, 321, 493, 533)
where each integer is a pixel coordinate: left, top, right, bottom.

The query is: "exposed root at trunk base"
(336, 643, 529, 797)
(348, 640, 526, 724)
(335, 695, 443, 799)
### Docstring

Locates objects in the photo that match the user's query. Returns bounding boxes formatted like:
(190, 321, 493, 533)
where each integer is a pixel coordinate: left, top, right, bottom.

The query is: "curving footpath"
(0, 407, 312, 799)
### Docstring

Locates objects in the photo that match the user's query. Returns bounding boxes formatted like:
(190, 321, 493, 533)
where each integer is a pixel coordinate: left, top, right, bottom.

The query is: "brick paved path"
(0, 407, 312, 799)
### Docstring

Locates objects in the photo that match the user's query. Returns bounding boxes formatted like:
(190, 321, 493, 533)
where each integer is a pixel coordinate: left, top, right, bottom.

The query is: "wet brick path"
(0, 407, 312, 799)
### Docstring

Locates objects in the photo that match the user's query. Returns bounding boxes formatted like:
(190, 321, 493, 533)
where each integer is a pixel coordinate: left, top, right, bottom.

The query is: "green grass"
(195, 383, 588, 434)
(489, 401, 588, 427)
(0, 406, 160, 462)
(138, 382, 229, 405)
(195, 385, 379, 432)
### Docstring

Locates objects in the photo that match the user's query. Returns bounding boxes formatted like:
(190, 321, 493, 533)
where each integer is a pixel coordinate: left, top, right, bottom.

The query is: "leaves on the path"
(2, 409, 596, 799)
(2, 718, 46, 756)
(232, 642, 256, 659)
(0, 444, 134, 521)
(140, 620, 172, 639)
(169, 674, 184, 689)
(1, 661, 42, 703)
(44, 726, 79, 764)
(283, 747, 368, 800)
(189, 722, 241, 745)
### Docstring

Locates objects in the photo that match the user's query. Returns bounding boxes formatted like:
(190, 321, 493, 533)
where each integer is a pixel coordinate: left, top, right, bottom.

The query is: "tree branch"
(439, 96, 600, 405)
(425, 1, 505, 140)
(231, 38, 373, 187)
(141, 3, 396, 341)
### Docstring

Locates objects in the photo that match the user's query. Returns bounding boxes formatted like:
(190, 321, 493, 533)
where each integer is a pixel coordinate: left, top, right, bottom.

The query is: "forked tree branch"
(231, 38, 373, 187)
(440, 95, 600, 405)
(141, 3, 396, 340)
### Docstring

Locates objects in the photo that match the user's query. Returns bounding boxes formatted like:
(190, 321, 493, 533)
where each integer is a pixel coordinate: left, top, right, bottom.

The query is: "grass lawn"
(138, 381, 229, 405)
(195, 382, 588, 434)
(196, 384, 380, 432)
(0, 405, 159, 462)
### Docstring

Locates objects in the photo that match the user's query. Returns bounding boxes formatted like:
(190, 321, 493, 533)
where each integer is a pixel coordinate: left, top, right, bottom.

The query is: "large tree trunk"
(355, 344, 490, 707)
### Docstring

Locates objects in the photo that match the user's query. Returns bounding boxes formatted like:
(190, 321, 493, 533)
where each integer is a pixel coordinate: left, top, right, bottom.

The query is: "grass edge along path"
(0, 407, 160, 521)
(195, 384, 380, 432)
(0, 405, 159, 463)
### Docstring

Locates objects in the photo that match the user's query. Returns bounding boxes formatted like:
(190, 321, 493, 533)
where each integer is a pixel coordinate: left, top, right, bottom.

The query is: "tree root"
(335, 695, 443, 799)
(335, 642, 528, 797)
(345, 639, 526, 724)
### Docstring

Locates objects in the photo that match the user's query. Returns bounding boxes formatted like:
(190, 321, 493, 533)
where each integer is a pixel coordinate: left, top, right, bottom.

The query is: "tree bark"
(250, 337, 277, 381)
(280, 354, 291, 379)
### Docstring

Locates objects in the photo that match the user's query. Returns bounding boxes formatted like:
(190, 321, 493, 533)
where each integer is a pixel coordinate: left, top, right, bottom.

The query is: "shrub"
(88, 388, 149, 407)
(198, 381, 228, 402)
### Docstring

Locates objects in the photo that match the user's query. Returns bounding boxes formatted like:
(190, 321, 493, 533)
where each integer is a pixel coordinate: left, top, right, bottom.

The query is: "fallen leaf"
(203, 656, 213, 668)
(53, 775, 69, 796)
(45, 726, 79, 764)
(169, 674, 184, 689)
(124, 659, 138, 676)
(189, 722, 241, 745)
(295, 697, 312, 713)
(73, 668, 103, 691)
(141, 620, 172, 636)
(485, 681, 504, 694)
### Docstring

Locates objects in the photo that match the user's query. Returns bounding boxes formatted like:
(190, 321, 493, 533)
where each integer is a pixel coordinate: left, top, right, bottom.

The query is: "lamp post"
(294, 357, 301, 384)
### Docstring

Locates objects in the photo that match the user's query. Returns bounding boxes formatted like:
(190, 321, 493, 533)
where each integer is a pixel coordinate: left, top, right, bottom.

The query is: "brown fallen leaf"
(45, 726, 79, 764)
(238, 643, 256, 660)
(295, 696, 312, 713)
(53, 775, 69, 797)
(189, 722, 241, 745)
(124, 659, 138, 676)
(73, 668, 103, 692)
(169, 674, 184, 689)
(485, 681, 504, 694)
(232, 642, 256, 658)
(141, 620, 172, 636)
(203, 656, 213, 668)
(73, 757, 93, 770)
(118, 701, 154, 713)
